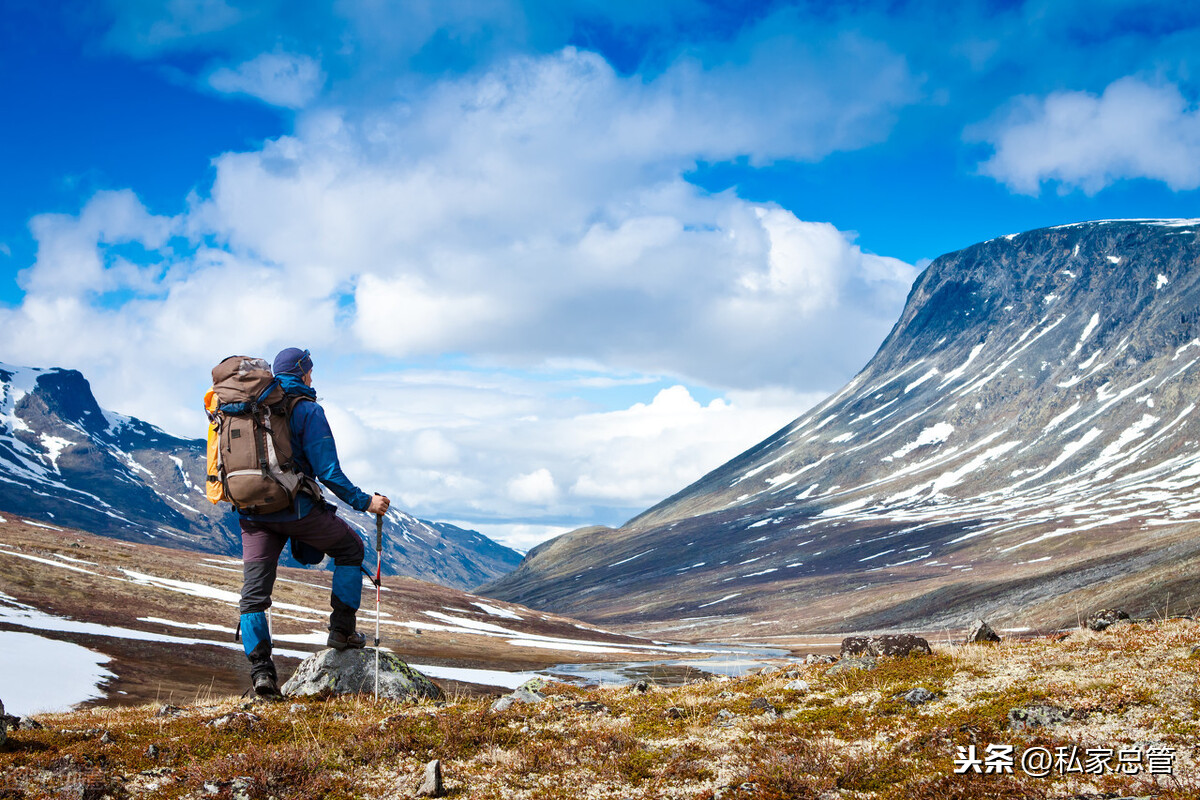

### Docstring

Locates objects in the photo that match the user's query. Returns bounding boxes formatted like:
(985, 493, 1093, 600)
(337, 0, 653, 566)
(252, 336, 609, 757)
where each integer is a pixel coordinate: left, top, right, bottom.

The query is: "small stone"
(665, 706, 686, 719)
(155, 704, 183, 718)
(1008, 704, 1069, 730)
(146, 744, 160, 759)
(574, 701, 608, 714)
(206, 711, 261, 730)
(1086, 609, 1131, 632)
(0, 698, 6, 748)
(759, 666, 781, 676)
(289, 704, 304, 714)
(784, 679, 810, 692)
(631, 680, 650, 693)
(19, 717, 45, 730)
(203, 781, 222, 795)
(99, 731, 114, 744)
(416, 759, 445, 798)
(231, 777, 254, 800)
(749, 698, 778, 715)
(966, 619, 1002, 644)
(904, 687, 934, 706)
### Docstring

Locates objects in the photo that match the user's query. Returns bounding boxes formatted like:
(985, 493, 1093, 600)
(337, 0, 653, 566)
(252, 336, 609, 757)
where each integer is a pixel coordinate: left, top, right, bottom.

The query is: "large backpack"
(204, 355, 320, 514)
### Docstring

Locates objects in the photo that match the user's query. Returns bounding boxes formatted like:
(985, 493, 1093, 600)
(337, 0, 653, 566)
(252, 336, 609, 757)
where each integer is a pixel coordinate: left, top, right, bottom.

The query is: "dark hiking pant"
(238, 506, 365, 672)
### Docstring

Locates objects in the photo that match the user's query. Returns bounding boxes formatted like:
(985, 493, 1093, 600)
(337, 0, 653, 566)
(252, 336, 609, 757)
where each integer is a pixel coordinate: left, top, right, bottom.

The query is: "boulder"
(840, 634, 932, 658)
(281, 648, 444, 702)
(1086, 609, 1131, 632)
(966, 619, 1002, 644)
(840, 636, 871, 657)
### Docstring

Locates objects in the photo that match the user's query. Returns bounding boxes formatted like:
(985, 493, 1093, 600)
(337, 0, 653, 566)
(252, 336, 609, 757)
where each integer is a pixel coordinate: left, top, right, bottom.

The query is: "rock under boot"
(327, 630, 367, 650)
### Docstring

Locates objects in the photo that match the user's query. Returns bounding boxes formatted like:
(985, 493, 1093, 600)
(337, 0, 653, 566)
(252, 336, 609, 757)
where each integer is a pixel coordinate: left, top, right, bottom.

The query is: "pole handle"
(374, 493, 384, 551)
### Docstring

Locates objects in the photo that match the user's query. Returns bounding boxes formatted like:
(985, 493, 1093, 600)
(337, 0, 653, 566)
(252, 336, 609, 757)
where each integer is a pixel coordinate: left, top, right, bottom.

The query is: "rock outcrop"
(281, 648, 444, 702)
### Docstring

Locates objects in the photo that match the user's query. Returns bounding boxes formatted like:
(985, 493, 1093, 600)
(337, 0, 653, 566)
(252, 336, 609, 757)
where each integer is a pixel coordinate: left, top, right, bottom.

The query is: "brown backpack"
(205, 355, 321, 514)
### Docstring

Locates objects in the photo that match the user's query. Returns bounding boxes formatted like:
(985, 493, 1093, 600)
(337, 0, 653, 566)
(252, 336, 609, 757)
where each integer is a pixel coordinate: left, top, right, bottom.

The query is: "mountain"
(483, 219, 1200, 637)
(0, 363, 520, 590)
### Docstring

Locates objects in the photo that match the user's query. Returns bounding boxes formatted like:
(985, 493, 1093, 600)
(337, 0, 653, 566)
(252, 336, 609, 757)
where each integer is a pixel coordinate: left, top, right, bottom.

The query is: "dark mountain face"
(482, 220, 1200, 636)
(0, 364, 520, 591)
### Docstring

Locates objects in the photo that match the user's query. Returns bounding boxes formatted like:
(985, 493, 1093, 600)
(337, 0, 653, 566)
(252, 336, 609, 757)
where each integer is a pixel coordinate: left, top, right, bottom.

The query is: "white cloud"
(973, 77, 1200, 195)
(507, 468, 558, 504)
(0, 40, 919, 546)
(207, 50, 325, 109)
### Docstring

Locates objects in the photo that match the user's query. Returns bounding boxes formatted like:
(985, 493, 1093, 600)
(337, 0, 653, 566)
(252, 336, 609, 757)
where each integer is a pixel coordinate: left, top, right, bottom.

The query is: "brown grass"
(5, 619, 1200, 798)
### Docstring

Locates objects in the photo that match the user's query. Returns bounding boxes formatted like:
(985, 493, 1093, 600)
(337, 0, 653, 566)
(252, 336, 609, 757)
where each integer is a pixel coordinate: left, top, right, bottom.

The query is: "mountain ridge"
(482, 219, 1200, 637)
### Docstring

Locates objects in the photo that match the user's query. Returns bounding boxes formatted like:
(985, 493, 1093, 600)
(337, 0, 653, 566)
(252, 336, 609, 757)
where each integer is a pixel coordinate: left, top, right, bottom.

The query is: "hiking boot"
(327, 629, 367, 650)
(253, 671, 283, 700)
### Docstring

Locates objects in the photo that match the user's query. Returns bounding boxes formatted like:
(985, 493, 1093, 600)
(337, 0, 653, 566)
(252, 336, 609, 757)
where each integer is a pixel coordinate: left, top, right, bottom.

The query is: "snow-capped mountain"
(0, 363, 520, 590)
(484, 220, 1200, 636)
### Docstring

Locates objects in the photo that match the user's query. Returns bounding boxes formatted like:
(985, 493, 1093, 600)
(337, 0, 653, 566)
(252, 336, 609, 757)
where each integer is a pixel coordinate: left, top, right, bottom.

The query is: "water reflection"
(542, 643, 792, 687)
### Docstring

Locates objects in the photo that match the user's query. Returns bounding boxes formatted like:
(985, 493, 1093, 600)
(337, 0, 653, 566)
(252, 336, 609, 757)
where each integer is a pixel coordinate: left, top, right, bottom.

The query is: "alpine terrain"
(484, 220, 1200, 636)
(0, 363, 521, 590)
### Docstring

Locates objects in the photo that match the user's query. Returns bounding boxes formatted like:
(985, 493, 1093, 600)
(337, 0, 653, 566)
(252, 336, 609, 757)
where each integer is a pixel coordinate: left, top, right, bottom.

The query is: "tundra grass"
(3, 620, 1200, 798)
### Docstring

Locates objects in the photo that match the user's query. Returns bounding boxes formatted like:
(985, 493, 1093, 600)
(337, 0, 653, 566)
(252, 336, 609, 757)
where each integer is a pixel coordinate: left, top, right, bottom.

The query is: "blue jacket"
(239, 374, 372, 522)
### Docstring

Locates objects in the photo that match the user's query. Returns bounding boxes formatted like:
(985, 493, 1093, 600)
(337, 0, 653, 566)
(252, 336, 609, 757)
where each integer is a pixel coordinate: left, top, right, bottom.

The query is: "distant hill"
(483, 220, 1200, 637)
(0, 362, 520, 590)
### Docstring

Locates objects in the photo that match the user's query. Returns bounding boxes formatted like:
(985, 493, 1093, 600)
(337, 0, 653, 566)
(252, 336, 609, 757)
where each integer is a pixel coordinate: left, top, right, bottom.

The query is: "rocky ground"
(3, 617, 1200, 798)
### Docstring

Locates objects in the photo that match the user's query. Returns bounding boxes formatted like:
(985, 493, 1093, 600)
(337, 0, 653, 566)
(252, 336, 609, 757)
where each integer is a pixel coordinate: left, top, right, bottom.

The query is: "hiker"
(236, 347, 390, 698)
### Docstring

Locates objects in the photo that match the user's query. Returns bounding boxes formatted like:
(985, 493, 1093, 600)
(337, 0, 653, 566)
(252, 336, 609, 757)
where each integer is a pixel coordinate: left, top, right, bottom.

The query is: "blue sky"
(3, 1, 1199, 549)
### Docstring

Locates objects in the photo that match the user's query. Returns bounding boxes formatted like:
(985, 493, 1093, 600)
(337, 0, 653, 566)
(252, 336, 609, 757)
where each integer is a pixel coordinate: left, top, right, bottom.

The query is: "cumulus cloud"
(972, 77, 1200, 194)
(207, 50, 325, 108)
(2, 29, 920, 546)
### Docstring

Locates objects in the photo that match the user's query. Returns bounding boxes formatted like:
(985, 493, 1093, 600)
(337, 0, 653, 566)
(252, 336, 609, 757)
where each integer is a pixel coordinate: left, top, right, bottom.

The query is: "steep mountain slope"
(0, 363, 520, 590)
(484, 220, 1200, 636)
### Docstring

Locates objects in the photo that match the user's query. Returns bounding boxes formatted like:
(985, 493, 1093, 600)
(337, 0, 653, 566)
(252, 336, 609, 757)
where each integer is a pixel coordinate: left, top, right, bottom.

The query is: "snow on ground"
(0, 630, 115, 715)
(471, 602, 522, 620)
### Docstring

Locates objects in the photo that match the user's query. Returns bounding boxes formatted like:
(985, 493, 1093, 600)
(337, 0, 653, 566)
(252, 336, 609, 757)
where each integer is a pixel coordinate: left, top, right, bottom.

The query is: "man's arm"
(294, 402, 374, 512)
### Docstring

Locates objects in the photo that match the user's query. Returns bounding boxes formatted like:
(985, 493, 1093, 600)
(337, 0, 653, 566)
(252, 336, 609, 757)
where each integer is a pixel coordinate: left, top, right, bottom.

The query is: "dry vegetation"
(5, 618, 1200, 799)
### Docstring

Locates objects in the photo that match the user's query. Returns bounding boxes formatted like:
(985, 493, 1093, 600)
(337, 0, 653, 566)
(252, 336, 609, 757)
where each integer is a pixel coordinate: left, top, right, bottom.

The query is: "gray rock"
(784, 679, 810, 692)
(712, 709, 738, 727)
(665, 706, 686, 719)
(1008, 704, 1070, 730)
(282, 648, 444, 702)
(416, 759, 445, 798)
(749, 698, 778, 715)
(207, 712, 260, 730)
(826, 656, 876, 675)
(966, 619, 1002, 644)
(0, 699, 5, 748)
(840, 634, 932, 658)
(759, 666, 781, 676)
(1086, 609, 1131, 632)
(146, 744, 160, 759)
(631, 680, 650, 693)
(904, 687, 935, 705)
(840, 636, 871, 657)
(805, 654, 836, 665)
(490, 687, 547, 713)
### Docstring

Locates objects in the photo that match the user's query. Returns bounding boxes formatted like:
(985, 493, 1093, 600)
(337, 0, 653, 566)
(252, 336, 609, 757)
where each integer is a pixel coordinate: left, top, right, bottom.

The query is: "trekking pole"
(374, 509, 383, 700)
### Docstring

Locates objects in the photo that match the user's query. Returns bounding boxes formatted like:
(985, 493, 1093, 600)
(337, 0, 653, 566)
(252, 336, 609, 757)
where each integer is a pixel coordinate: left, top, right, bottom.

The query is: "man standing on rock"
(238, 347, 390, 699)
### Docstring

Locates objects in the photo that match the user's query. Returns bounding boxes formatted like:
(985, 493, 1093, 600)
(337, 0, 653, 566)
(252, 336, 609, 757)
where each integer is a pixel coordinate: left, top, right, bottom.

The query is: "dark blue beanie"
(273, 347, 314, 377)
